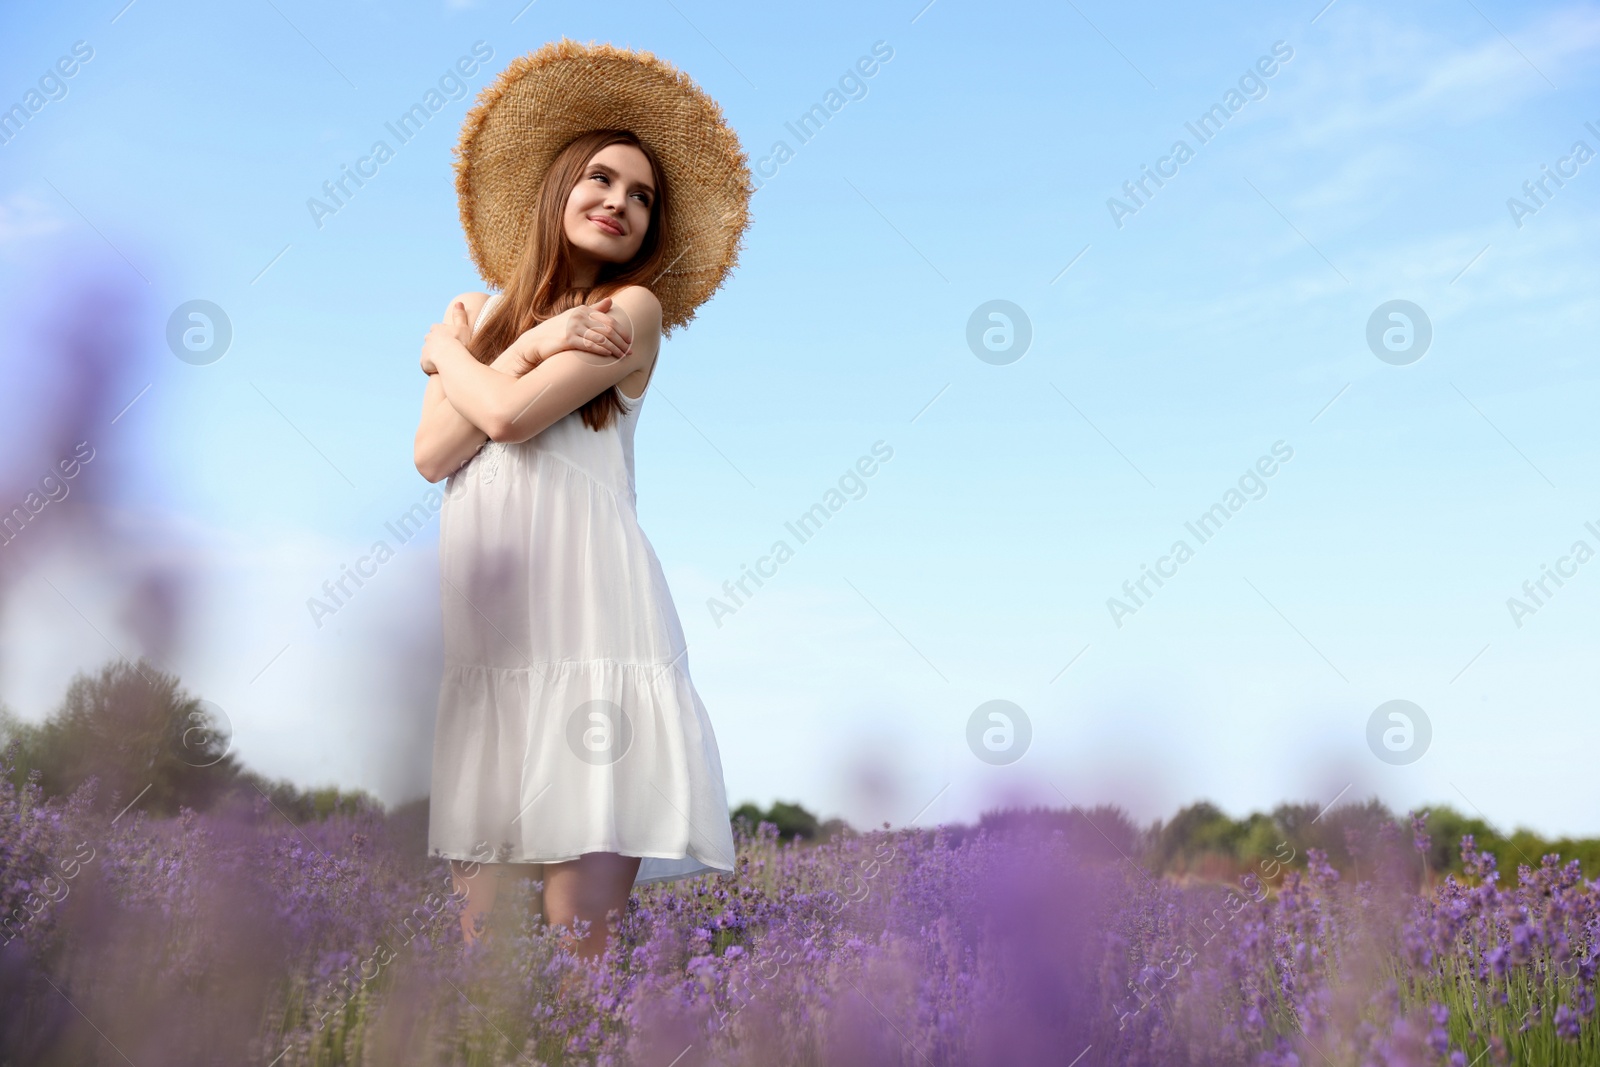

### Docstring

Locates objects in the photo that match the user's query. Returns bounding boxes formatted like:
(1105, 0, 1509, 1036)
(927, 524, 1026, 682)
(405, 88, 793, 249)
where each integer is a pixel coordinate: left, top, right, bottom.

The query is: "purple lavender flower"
(10, 727, 1600, 1067)
(1410, 810, 1431, 856)
(1427, 1001, 1450, 1055)
(1555, 1004, 1581, 1041)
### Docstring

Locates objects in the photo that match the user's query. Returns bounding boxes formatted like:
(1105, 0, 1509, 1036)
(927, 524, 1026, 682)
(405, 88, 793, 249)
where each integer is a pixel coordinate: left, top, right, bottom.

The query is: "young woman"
(415, 41, 753, 961)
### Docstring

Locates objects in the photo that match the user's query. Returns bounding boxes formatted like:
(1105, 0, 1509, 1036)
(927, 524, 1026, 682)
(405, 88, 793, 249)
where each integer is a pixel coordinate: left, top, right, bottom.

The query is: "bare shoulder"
(606, 287, 662, 401)
(443, 291, 494, 334)
(610, 284, 661, 315)
(608, 286, 663, 346)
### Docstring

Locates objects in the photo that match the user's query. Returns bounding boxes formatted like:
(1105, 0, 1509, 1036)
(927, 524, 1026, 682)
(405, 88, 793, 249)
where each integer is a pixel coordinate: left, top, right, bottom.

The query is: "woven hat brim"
(454, 38, 753, 335)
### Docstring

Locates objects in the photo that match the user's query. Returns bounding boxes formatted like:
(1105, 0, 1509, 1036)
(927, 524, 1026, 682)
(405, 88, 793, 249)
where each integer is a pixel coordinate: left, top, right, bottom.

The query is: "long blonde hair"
(466, 129, 670, 431)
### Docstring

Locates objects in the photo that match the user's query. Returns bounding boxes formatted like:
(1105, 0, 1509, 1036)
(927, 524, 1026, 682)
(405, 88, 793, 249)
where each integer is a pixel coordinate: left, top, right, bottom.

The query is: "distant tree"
(29, 658, 243, 817)
(1273, 797, 1397, 872)
(1268, 800, 1323, 848)
(235, 769, 383, 824)
(0, 706, 46, 791)
(1149, 801, 1247, 874)
(4, 660, 395, 826)
(730, 799, 842, 842)
(976, 804, 1140, 864)
(1409, 805, 1495, 875)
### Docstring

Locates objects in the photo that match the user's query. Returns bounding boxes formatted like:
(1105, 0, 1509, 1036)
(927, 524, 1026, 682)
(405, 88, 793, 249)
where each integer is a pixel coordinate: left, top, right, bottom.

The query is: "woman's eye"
(592, 173, 648, 206)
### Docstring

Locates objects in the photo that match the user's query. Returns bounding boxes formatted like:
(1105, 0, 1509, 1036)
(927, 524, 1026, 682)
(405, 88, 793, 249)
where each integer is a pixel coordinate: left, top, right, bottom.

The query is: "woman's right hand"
(530, 297, 634, 365)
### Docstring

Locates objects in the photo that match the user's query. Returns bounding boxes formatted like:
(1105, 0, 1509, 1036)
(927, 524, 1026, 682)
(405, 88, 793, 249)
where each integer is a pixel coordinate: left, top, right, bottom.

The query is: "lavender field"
(2, 736, 1595, 1067)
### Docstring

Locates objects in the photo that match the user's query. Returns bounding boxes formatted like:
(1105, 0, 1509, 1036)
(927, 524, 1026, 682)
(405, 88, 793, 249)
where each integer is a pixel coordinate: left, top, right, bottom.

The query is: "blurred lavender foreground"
(0, 263, 188, 665)
(1, 713, 1597, 1067)
(1, 270, 1597, 1065)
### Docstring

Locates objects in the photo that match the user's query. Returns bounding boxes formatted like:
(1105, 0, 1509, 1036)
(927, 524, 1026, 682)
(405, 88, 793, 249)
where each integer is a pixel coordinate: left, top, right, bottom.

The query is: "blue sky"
(2, 0, 1597, 838)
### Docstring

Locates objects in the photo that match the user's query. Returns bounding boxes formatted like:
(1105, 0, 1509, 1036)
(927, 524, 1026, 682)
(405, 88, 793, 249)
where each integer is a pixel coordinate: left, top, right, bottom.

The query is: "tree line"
(4, 658, 1593, 883)
(0, 658, 380, 824)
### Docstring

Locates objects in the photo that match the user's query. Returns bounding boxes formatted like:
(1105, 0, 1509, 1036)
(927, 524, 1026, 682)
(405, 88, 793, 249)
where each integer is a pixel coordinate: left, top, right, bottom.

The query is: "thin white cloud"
(1093, 202, 1600, 373)
(0, 192, 66, 245)
(1283, 145, 1411, 216)
(1287, 4, 1600, 147)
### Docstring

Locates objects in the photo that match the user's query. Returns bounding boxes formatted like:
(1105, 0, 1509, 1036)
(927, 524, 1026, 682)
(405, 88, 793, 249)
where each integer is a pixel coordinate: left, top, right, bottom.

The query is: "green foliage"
(1149, 801, 1245, 873)
(1270, 797, 1399, 871)
(2, 657, 382, 826)
(974, 803, 1140, 862)
(237, 770, 384, 823)
(20, 658, 241, 817)
(1500, 827, 1600, 880)
(1411, 803, 1497, 872)
(730, 798, 843, 842)
(1139, 796, 1600, 881)
(0, 704, 46, 790)
(12, 658, 1600, 877)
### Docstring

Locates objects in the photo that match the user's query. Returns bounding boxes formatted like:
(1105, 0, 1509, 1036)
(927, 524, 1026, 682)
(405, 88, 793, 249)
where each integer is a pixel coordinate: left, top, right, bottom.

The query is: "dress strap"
(475, 291, 502, 333)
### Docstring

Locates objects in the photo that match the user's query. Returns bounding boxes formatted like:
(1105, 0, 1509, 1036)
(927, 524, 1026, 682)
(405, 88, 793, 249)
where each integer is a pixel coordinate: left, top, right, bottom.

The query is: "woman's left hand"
(421, 305, 472, 375)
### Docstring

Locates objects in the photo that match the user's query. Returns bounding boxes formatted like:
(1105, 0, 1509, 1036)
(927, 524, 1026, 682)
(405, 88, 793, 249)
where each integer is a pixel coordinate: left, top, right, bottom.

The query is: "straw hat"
(452, 38, 753, 335)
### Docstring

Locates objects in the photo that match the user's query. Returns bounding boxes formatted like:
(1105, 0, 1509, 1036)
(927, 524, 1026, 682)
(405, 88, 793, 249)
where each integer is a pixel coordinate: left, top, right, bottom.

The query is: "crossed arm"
(413, 309, 529, 481)
(413, 285, 663, 483)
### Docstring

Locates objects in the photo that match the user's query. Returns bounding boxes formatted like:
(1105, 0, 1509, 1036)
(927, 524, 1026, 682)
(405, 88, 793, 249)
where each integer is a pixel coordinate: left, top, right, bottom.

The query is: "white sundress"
(427, 292, 737, 887)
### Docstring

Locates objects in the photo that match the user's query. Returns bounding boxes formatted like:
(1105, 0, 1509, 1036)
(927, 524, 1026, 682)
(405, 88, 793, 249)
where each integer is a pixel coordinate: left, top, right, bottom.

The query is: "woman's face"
(563, 142, 654, 277)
